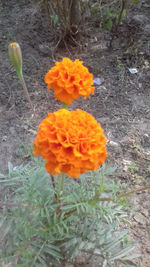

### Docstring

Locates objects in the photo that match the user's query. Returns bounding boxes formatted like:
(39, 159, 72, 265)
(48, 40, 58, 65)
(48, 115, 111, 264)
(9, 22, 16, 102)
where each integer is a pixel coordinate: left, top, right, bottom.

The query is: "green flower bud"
(8, 42, 23, 79)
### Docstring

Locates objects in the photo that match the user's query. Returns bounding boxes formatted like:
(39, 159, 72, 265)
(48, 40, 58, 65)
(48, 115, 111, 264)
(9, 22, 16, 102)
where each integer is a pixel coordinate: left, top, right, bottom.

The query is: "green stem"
(62, 102, 68, 109)
(98, 184, 150, 202)
(59, 172, 65, 197)
(31, 240, 47, 267)
(63, 184, 150, 219)
(94, 174, 97, 195)
(0, 202, 38, 209)
(117, 184, 150, 199)
(50, 174, 58, 202)
(19, 75, 38, 126)
(100, 170, 104, 193)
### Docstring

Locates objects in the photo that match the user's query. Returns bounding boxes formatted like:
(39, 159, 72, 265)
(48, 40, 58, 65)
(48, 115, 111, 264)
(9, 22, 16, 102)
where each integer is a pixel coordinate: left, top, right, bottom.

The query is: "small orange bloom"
(45, 58, 95, 105)
(33, 109, 107, 178)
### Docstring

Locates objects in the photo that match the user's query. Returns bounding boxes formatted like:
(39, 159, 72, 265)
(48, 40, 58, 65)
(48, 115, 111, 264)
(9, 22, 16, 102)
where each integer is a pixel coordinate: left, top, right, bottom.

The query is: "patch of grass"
(127, 162, 139, 176)
(15, 143, 33, 159)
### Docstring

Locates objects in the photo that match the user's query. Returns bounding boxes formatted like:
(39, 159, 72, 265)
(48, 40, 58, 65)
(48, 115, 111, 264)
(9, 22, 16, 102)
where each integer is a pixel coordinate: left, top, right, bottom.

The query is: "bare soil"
(0, 0, 150, 266)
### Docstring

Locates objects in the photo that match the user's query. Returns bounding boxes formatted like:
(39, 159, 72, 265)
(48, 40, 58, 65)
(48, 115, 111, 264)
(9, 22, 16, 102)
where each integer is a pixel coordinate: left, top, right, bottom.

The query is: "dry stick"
(62, 0, 69, 28)
(110, 0, 130, 47)
(56, 0, 63, 16)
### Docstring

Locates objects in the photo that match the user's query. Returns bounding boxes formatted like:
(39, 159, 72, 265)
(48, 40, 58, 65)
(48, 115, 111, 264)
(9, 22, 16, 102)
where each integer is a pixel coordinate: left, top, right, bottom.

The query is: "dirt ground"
(0, 0, 150, 266)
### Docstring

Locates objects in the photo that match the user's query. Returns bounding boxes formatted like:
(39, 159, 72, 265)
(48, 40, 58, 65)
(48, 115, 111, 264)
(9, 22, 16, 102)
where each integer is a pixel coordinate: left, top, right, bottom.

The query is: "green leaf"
(103, 230, 128, 251)
(110, 244, 135, 260)
(107, 20, 113, 31)
(0, 177, 22, 185)
(122, 253, 141, 261)
(50, 15, 58, 25)
(37, 255, 47, 266)
(122, 9, 127, 18)
(67, 243, 80, 259)
(43, 247, 63, 259)
(62, 237, 78, 250)
(8, 161, 14, 176)
(103, 165, 117, 175)
(130, 0, 139, 5)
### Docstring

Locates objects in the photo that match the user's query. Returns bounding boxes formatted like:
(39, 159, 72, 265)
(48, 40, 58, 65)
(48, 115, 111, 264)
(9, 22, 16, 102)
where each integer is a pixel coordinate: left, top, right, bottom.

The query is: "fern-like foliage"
(0, 159, 141, 266)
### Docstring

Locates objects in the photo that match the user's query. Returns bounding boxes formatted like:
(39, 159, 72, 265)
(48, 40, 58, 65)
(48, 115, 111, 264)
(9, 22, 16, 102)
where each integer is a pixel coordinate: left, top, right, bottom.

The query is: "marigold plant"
(45, 57, 95, 105)
(33, 109, 107, 178)
(5, 43, 140, 266)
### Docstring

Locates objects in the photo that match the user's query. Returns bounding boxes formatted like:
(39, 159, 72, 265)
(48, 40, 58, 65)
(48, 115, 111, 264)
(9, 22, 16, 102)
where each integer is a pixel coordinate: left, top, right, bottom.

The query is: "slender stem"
(56, 173, 65, 218)
(100, 170, 104, 193)
(59, 172, 65, 197)
(0, 202, 38, 209)
(31, 240, 47, 267)
(117, 184, 150, 199)
(62, 102, 68, 109)
(63, 184, 150, 219)
(1, 183, 149, 211)
(50, 174, 58, 201)
(56, 0, 63, 15)
(20, 75, 38, 126)
(94, 174, 97, 196)
(7, 254, 20, 266)
(98, 184, 150, 202)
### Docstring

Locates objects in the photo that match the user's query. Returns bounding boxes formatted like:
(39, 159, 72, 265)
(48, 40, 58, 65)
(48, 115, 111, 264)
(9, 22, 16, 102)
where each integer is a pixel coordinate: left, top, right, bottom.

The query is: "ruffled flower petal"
(33, 109, 107, 178)
(45, 58, 95, 105)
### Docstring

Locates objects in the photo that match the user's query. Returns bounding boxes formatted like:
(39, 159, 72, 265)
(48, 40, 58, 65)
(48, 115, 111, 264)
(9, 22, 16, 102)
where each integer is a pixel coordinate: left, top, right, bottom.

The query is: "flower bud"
(8, 42, 22, 79)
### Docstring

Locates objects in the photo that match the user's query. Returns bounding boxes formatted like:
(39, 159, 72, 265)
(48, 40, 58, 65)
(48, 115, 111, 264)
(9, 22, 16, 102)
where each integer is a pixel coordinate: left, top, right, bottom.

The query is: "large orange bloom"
(45, 58, 95, 105)
(33, 109, 107, 178)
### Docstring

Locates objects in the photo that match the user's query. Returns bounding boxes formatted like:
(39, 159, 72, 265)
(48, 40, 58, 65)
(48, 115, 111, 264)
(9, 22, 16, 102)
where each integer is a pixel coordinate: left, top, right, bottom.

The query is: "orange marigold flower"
(44, 58, 95, 105)
(33, 109, 107, 178)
